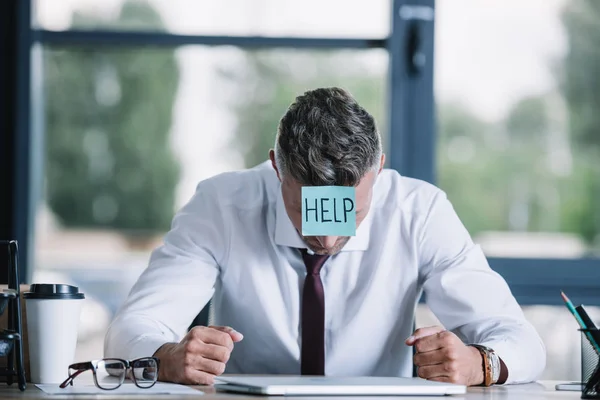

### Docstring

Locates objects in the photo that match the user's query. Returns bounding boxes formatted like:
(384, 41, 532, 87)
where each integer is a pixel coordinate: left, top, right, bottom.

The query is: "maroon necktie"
(300, 249, 329, 375)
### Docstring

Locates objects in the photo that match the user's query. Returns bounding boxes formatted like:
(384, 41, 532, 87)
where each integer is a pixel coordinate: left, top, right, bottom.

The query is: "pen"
(561, 291, 600, 354)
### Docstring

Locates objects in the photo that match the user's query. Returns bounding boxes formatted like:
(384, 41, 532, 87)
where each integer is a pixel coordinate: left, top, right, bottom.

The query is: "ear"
(269, 149, 282, 181)
(378, 154, 385, 174)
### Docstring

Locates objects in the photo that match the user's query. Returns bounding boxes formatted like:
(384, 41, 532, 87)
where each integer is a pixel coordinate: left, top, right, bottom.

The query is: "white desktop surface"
(0, 379, 583, 399)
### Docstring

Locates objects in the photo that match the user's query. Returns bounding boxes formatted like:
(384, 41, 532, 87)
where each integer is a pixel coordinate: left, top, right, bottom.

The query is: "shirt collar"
(273, 183, 371, 252)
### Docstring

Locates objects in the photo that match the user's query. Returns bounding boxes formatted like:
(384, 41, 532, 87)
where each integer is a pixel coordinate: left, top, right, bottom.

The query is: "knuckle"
(450, 373, 461, 383)
(222, 334, 234, 348)
(190, 326, 206, 339)
(204, 374, 216, 385)
(445, 361, 458, 373)
(417, 368, 426, 379)
(444, 347, 457, 360)
(213, 330, 229, 345)
(414, 341, 424, 353)
(216, 362, 226, 375)
(441, 332, 454, 345)
(413, 354, 420, 367)
(183, 367, 196, 382)
(184, 340, 199, 354)
(183, 353, 195, 368)
(195, 341, 207, 354)
(194, 374, 209, 385)
(205, 361, 224, 376)
(220, 348, 231, 363)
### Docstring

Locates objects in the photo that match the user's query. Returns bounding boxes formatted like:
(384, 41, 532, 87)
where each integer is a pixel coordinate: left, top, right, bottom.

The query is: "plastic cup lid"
(23, 284, 85, 300)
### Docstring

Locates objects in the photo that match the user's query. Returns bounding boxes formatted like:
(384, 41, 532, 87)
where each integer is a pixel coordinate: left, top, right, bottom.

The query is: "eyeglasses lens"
(96, 359, 126, 390)
(132, 358, 158, 388)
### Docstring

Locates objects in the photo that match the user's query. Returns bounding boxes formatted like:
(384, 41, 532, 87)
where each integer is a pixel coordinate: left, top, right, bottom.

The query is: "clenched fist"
(153, 325, 243, 385)
(406, 326, 483, 386)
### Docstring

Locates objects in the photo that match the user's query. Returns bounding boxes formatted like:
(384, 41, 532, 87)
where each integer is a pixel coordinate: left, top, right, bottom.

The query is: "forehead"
(282, 172, 375, 208)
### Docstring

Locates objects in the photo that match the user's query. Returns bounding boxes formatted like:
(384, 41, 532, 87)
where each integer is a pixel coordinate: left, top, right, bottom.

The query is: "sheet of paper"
(301, 186, 356, 236)
(36, 382, 203, 395)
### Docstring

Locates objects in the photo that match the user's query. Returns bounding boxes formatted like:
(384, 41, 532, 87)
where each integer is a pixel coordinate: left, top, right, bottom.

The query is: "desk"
(0, 381, 582, 399)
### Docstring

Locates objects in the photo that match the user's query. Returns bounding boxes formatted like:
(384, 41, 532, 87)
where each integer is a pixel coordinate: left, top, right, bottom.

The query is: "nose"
(317, 236, 338, 249)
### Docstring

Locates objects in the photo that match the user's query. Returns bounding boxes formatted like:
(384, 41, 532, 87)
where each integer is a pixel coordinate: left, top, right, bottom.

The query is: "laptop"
(214, 375, 467, 396)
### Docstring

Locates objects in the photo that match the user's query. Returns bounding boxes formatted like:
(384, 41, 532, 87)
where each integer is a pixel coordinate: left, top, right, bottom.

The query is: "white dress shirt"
(104, 161, 546, 384)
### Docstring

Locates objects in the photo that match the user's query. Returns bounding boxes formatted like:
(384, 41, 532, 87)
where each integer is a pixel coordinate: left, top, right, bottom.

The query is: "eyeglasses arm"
(59, 362, 93, 389)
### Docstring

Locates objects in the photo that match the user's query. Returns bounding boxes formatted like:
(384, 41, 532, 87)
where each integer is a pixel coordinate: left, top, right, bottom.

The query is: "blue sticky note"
(301, 186, 356, 236)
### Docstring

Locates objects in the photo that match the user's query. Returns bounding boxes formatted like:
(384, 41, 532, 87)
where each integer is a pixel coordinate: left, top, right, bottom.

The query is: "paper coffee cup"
(24, 284, 85, 384)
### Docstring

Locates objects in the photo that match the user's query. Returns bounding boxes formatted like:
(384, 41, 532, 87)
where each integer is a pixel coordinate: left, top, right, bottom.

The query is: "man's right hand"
(153, 325, 244, 385)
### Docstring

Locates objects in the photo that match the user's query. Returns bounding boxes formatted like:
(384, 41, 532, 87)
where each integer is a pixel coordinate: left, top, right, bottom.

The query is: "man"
(104, 87, 546, 386)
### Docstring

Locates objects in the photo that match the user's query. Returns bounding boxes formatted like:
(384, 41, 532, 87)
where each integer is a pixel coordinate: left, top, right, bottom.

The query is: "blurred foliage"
(561, 0, 600, 149)
(219, 6, 599, 250)
(217, 50, 387, 169)
(42, 0, 598, 250)
(219, 52, 562, 238)
(45, 0, 180, 233)
(560, 0, 600, 244)
(436, 102, 511, 235)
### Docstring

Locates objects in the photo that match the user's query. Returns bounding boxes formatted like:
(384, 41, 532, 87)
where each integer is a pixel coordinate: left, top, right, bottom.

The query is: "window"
(434, 0, 600, 381)
(435, 0, 600, 260)
(32, 1, 388, 361)
(4, 0, 592, 380)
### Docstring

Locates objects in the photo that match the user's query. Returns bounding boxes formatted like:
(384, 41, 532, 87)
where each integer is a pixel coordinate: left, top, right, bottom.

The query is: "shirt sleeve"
(104, 180, 229, 360)
(418, 190, 546, 384)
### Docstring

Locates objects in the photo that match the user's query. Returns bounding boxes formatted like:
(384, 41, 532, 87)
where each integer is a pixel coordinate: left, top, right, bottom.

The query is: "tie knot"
(301, 250, 329, 275)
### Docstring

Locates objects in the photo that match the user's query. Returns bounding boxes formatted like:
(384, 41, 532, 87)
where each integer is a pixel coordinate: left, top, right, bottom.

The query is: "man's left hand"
(405, 326, 483, 386)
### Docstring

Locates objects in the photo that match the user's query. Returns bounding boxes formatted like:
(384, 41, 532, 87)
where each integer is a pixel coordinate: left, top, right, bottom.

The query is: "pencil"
(561, 291, 600, 354)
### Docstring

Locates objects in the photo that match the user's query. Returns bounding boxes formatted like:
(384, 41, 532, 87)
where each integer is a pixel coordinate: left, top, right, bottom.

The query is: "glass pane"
(417, 303, 600, 380)
(435, 0, 600, 258)
(33, 45, 388, 360)
(34, 0, 390, 38)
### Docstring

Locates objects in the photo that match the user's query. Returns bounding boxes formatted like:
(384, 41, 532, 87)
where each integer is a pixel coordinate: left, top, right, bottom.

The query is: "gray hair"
(274, 87, 382, 186)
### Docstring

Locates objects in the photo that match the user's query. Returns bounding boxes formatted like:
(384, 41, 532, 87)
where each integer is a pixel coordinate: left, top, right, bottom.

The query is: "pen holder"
(580, 328, 600, 399)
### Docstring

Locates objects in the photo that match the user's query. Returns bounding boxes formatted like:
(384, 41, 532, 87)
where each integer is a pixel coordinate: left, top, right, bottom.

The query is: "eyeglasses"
(59, 357, 159, 390)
